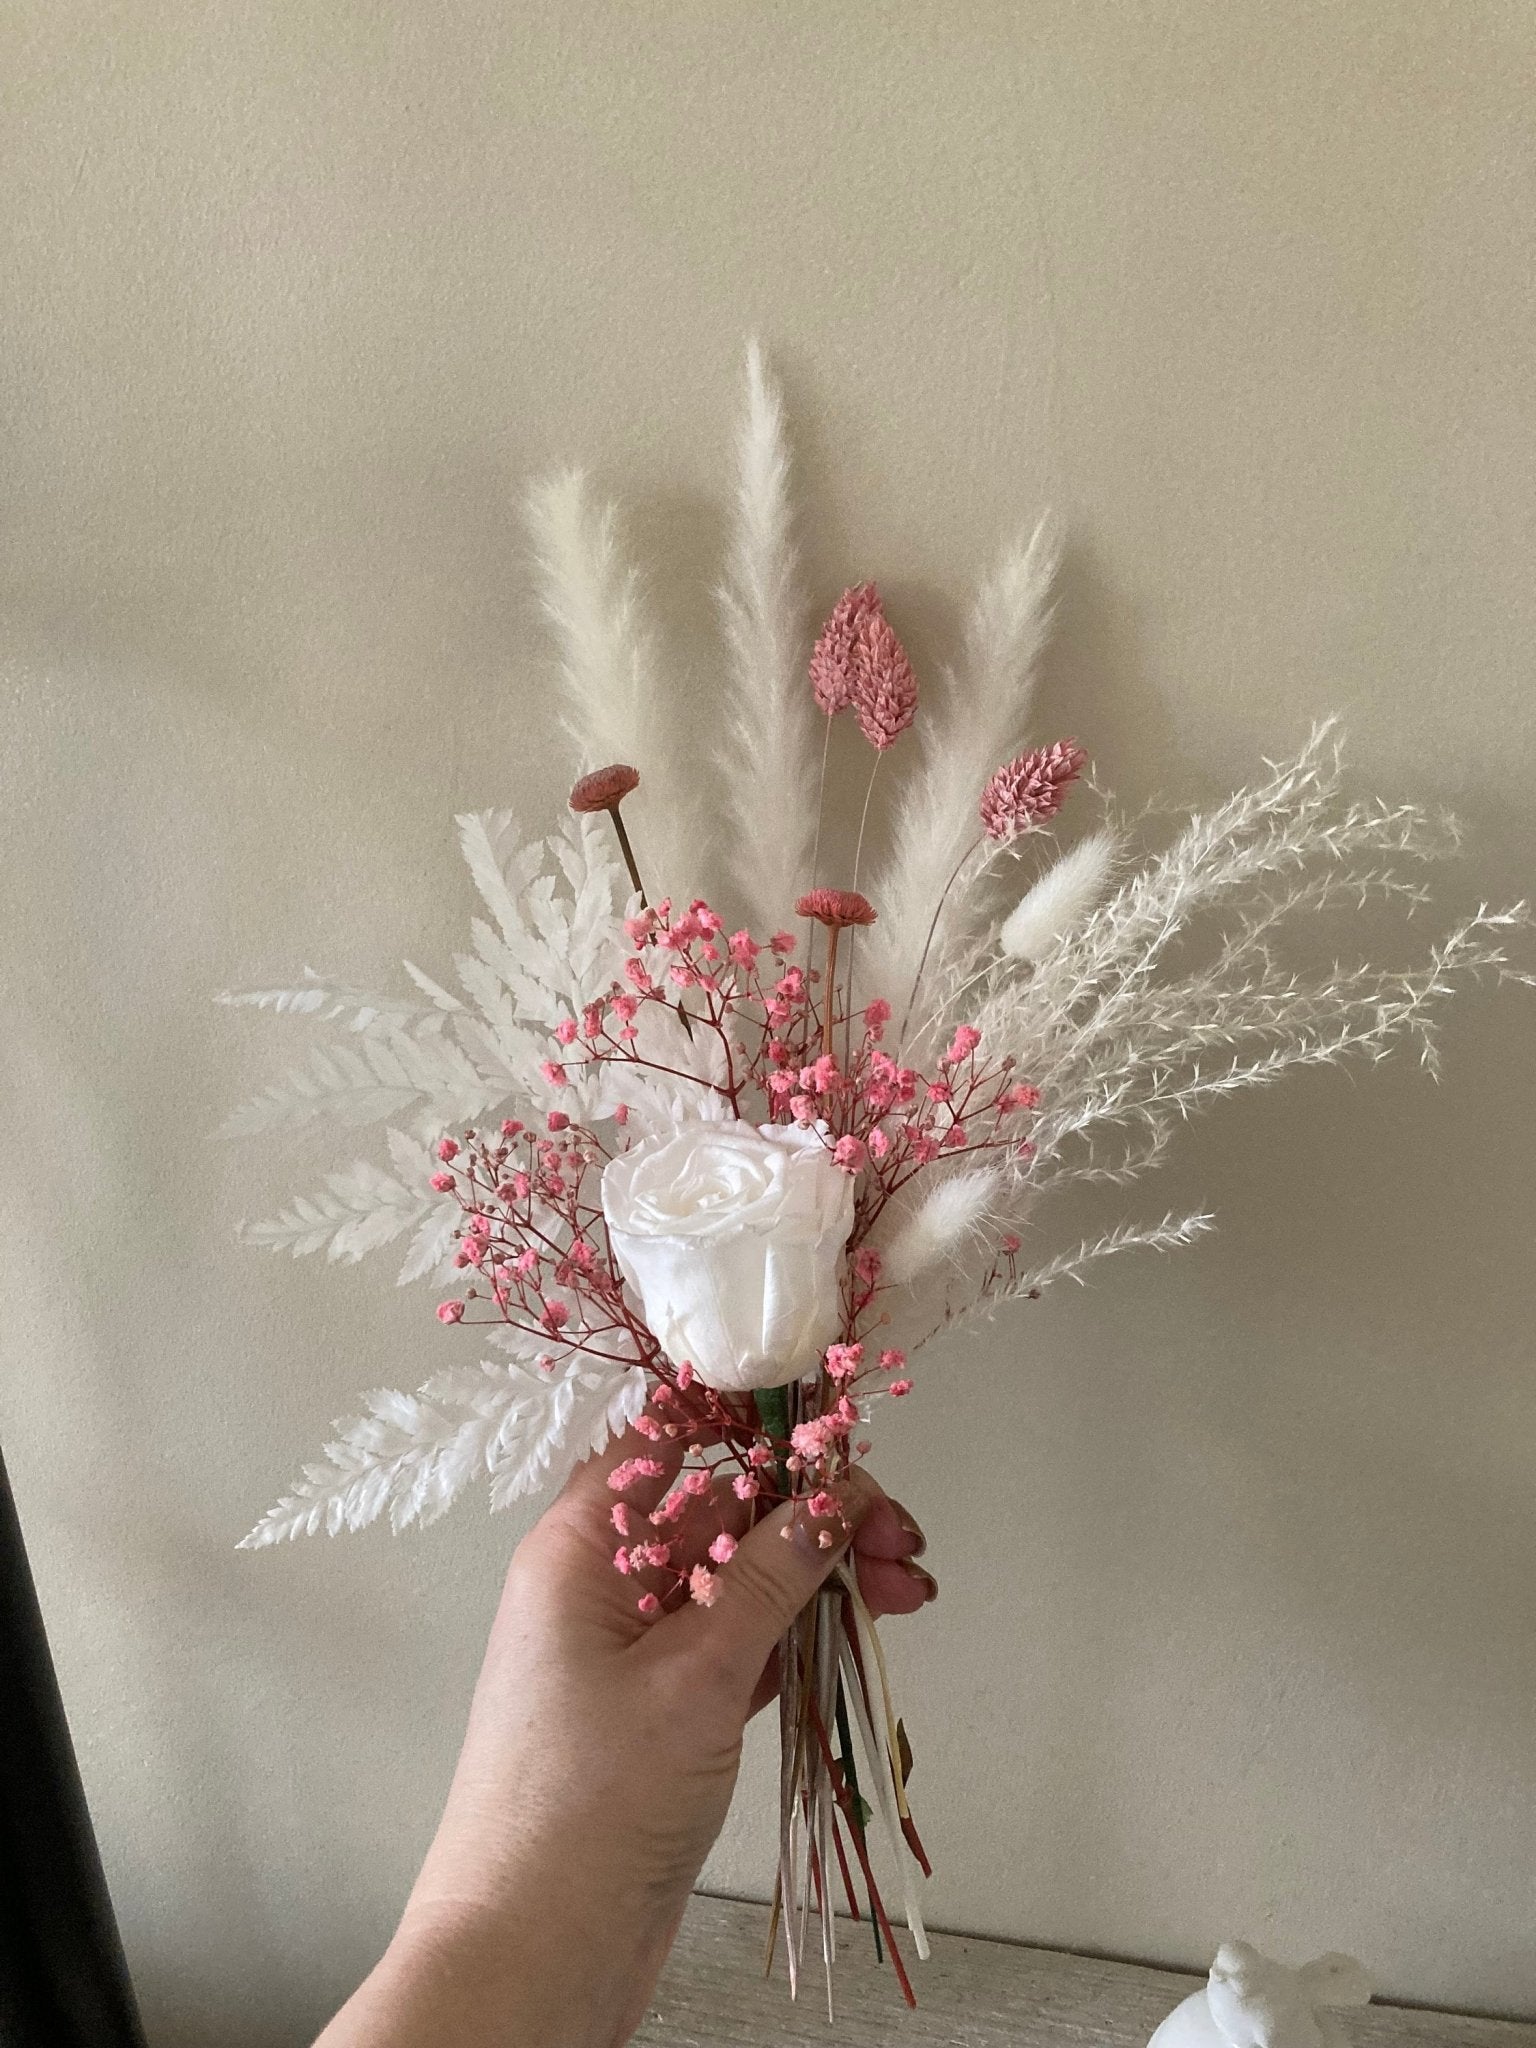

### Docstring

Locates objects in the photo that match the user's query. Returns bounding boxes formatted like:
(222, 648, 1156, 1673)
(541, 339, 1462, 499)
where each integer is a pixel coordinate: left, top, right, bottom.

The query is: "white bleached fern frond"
(716, 341, 817, 930)
(866, 517, 1060, 1006)
(214, 1029, 493, 1141)
(215, 972, 442, 1033)
(220, 807, 648, 1237)
(239, 1350, 646, 1547)
(240, 1159, 430, 1265)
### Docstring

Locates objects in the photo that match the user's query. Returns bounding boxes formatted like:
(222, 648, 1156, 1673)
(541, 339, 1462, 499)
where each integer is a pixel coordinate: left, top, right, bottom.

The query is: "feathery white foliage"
(239, 1350, 646, 1546)
(950, 1211, 1216, 1329)
(865, 517, 1060, 1006)
(716, 342, 817, 928)
(225, 809, 716, 1268)
(880, 1166, 1004, 1286)
(999, 829, 1120, 963)
(937, 729, 1531, 1209)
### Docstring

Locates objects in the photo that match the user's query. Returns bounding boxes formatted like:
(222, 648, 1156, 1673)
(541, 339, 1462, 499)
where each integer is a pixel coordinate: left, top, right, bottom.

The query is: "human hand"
(317, 1427, 934, 2048)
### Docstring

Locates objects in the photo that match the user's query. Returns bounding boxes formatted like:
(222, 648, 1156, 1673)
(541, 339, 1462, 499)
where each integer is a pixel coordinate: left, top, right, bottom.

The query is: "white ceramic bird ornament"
(1148, 1942, 1373, 2048)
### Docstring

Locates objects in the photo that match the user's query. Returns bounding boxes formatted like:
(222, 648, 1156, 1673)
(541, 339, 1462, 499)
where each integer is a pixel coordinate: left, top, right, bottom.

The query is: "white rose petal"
(601, 1119, 855, 1392)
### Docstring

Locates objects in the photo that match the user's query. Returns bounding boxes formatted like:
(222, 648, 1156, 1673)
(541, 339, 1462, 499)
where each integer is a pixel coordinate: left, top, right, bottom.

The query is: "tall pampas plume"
(881, 1166, 1002, 1286)
(716, 342, 817, 929)
(524, 467, 697, 893)
(999, 829, 1120, 962)
(866, 516, 1061, 1006)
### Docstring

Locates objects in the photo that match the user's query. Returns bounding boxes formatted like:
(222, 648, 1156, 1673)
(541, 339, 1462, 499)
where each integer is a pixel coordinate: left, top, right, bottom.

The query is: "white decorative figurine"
(1148, 1942, 1373, 2048)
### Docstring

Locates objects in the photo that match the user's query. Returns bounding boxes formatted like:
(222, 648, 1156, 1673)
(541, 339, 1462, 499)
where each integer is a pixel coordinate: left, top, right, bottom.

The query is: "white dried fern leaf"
(216, 1027, 498, 1140)
(716, 341, 817, 929)
(215, 971, 439, 1033)
(239, 1352, 646, 1547)
(486, 1360, 648, 1510)
(241, 1156, 430, 1264)
(865, 516, 1059, 1007)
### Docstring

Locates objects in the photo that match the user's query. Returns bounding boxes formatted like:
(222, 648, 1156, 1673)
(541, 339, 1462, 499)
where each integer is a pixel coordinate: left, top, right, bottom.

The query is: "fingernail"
(893, 1506, 927, 1557)
(899, 1559, 938, 1602)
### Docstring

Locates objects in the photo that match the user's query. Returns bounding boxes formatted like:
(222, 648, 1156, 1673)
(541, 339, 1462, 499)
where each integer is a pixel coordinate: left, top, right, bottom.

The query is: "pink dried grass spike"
(978, 738, 1087, 841)
(810, 583, 879, 714)
(850, 603, 917, 751)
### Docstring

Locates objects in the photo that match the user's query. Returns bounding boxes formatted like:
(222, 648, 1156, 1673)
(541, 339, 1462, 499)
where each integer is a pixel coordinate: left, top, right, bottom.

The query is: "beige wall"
(3, 4, 1534, 2039)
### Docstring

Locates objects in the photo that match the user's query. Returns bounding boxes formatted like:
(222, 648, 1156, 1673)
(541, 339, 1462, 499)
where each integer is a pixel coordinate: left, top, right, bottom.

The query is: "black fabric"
(0, 1446, 146, 2048)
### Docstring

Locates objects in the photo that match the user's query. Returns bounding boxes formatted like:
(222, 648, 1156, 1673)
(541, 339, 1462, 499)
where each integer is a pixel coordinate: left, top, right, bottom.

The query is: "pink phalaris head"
(850, 603, 918, 751)
(809, 582, 879, 714)
(978, 740, 1087, 842)
(569, 763, 641, 814)
(795, 887, 878, 930)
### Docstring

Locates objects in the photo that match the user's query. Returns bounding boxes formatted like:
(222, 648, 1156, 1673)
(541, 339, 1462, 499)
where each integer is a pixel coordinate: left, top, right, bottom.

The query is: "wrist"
(386, 1876, 680, 2048)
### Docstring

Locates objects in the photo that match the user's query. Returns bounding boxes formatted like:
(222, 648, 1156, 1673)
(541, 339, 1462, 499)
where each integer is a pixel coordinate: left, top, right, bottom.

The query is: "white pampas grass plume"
(866, 516, 1060, 1007)
(999, 829, 1120, 962)
(881, 1165, 1002, 1286)
(525, 468, 655, 766)
(524, 469, 699, 893)
(716, 342, 817, 928)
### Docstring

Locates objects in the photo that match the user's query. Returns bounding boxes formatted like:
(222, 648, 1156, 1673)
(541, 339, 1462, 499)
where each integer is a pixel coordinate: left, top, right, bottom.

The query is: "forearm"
(316, 1888, 680, 2048)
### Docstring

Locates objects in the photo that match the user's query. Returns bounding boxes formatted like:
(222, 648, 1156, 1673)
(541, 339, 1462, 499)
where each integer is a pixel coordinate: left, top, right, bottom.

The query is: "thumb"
(672, 1469, 880, 1684)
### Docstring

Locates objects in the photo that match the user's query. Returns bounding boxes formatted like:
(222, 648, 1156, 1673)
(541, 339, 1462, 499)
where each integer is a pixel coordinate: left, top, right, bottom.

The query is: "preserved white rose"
(601, 1119, 855, 1393)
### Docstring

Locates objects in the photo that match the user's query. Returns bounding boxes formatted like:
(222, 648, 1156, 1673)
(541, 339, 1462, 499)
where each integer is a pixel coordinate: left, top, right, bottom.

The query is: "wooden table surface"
(635, 1895, 1534, 2047)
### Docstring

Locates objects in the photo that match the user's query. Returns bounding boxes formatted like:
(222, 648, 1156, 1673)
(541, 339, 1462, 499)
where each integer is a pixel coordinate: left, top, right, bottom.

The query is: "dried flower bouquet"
(222, 347, 1528, 2011)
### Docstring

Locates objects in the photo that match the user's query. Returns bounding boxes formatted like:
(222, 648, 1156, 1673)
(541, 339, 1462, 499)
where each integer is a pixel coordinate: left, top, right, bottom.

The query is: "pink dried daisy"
(568, 763, 641, 814)
(795, 887, 877, 929)
(810, 583, 879, 714)
(979, 740, 1087, 842)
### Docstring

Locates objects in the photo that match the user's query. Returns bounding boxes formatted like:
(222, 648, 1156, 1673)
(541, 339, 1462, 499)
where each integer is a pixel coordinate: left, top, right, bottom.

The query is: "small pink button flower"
(436, 1300, 465, 1324)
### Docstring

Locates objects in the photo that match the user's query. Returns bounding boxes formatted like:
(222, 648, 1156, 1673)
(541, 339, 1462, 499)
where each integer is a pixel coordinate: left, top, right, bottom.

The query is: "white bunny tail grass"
(999, 828, 1121, 963)
(716, 342, 818, 930)
(865, 516, 1061, 1011)
(880, 1165, 1004, 1287)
